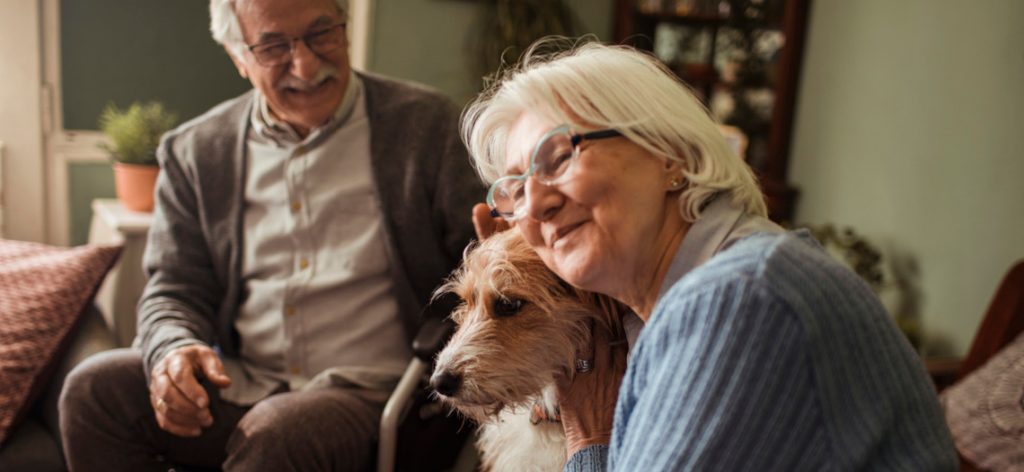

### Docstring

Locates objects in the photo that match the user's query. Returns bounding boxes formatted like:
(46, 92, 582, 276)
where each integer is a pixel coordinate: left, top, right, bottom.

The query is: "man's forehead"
(235, 0, 339, 14)
(235, 0, 340, 36)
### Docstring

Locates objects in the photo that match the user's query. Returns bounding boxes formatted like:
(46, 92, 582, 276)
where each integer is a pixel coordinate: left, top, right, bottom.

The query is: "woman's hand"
(472, 203, 510, 240)
(557, 325, 628, 459)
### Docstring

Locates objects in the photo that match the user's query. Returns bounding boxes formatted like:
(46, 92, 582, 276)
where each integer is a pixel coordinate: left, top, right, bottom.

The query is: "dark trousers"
(59, 349, 386, 471)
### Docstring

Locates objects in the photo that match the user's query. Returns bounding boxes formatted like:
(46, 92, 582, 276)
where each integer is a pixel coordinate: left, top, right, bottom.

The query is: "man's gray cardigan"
(135, 72, 483, 376)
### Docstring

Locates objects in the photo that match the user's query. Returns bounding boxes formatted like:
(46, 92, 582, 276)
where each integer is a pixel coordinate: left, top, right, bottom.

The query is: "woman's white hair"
(209, 0, 348, 60)
(461, 37, 767, 222)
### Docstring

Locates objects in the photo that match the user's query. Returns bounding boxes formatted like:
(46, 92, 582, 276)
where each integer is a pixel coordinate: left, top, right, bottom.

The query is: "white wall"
(0, 0, 46, 242)
(790, 0, 1024, 355)
(347, 0, 373, 70)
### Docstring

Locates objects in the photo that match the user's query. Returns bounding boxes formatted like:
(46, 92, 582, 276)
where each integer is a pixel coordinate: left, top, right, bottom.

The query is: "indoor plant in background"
(98, 101, 178, 212)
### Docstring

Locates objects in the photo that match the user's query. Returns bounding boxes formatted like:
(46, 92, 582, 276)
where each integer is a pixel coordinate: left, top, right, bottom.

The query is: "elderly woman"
(462, 41, 957, 471)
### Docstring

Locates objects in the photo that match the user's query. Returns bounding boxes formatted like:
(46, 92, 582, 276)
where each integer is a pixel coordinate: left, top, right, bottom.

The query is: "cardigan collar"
(656, 195, 784, 301)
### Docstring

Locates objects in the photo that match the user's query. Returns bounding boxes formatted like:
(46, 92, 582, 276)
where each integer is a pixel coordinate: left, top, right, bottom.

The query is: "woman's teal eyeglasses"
(487, 124, 621, 221)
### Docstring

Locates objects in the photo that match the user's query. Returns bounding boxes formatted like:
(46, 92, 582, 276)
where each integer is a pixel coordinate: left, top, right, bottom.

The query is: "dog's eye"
(492, 297, 524, 317)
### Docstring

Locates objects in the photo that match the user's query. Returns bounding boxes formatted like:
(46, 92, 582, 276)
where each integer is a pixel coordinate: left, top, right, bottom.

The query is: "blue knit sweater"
(566, 231, 957, 471)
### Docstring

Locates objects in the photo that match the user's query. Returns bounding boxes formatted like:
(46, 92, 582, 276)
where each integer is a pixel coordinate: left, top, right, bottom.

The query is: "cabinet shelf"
(634, 11, 728, 27)
(632, 6, 786, 29)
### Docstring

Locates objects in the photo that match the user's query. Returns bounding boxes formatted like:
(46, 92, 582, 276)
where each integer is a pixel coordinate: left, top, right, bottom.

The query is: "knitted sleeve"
(563, 444, 609, 472)
(608, 276, 829, 471)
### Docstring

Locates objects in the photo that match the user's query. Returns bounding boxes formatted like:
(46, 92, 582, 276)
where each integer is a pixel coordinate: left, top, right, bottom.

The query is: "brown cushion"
(941, 331, 1024, 471)
(0, 240, 120, 447)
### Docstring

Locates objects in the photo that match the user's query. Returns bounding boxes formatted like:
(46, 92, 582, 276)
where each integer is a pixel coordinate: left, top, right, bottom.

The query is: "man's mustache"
(278, 65, 339, 91)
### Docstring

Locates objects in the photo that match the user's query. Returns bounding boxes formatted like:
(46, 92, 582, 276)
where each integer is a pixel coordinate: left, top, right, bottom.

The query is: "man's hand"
(472, 203, 511, 240)
(149, 345, 232, 437)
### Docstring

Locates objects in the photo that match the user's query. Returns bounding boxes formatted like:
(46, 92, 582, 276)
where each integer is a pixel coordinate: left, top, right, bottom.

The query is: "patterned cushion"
(0, 240, 120, 446)
(941, 332, 1024, 470)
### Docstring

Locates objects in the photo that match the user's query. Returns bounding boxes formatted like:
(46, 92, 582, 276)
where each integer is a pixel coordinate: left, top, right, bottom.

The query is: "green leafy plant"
(98, 101, 178, 166)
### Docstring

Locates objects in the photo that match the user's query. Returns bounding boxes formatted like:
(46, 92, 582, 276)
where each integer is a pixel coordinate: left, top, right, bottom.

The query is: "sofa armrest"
(38, 304, 117, 447)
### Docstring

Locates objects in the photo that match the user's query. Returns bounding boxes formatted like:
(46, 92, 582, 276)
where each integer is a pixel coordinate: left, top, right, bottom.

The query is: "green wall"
(68, 162, 116, 246)
(368, 0, 614, 104)
(62, 0, 248, 243)
(61, 0, 249, 130)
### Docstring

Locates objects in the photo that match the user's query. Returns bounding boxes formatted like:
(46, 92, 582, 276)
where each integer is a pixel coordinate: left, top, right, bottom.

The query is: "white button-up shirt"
(220, 74, 412, 405)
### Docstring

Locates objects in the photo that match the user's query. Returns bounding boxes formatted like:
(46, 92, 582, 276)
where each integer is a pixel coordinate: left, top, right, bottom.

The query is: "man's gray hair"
(209, 0, 348, 60)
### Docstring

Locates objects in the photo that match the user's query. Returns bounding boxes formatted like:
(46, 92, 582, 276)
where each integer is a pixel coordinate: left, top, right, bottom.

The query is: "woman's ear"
(663, 157, 685, 174)
(663, 158, 686, 191)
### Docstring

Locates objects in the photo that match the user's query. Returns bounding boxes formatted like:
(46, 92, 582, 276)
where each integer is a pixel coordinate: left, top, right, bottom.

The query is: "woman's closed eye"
(544, 150, 574, 178)
(510, 184, 526, 204)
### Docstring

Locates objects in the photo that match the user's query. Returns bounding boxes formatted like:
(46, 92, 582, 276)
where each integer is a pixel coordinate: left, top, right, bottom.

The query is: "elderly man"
(58, 0, 480, 470)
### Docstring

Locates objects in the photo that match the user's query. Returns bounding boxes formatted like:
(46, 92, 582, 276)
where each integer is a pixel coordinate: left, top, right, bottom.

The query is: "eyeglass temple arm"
(572, 129, 622, 146)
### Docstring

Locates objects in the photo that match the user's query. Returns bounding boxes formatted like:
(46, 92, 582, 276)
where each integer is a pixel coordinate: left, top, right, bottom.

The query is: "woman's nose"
(522, 177, 563, 222)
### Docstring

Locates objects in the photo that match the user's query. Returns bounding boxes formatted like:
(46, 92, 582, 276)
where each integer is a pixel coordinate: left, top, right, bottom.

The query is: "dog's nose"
(430, 370, 462, 397)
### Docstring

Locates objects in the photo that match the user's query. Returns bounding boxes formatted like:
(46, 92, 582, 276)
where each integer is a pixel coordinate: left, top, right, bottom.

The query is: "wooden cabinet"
(614, 0, 811, 223)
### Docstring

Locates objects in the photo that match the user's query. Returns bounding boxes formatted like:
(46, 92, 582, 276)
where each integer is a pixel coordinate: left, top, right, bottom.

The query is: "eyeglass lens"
(250, 24, 345, 65)
(492, 131, 576, 217)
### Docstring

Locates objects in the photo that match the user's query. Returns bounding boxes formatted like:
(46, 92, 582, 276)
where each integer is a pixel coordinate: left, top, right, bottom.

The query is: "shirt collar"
(250, 71, 360, 146)
(656, 194, 785, 300)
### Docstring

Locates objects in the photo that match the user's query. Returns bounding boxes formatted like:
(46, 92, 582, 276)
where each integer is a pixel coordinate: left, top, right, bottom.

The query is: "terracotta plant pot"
(112, 162, 159, 212)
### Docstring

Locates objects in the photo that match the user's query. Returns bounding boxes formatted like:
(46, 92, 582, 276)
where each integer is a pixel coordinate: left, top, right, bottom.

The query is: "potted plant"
(98, 101, 178, 212)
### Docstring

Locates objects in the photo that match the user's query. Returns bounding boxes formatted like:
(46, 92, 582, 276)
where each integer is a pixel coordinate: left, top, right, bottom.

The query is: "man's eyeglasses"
(247, 23, 346, 67)
(487, 124, 621, 221)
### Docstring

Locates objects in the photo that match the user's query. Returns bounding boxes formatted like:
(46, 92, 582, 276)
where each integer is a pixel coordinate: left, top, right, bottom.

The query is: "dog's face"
(430, 231, 614, 423)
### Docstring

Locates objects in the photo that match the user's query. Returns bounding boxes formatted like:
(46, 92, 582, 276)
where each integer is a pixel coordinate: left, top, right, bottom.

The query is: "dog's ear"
(559, 279, 623, 334)
(586, 293, 627, 339)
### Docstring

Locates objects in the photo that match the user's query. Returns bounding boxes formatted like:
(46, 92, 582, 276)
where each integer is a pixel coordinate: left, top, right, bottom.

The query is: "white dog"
(430, 231, 625, 471)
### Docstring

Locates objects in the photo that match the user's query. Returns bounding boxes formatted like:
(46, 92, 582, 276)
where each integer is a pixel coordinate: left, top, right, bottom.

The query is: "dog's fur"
(431, 230, 625, 471)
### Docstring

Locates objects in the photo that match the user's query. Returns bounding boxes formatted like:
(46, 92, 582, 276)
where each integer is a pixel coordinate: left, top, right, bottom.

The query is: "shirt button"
(285, 306, 297, 317)
(294, 146, 306, 156)
(290, 200, 301, 212)
(299, 258, 309, 270)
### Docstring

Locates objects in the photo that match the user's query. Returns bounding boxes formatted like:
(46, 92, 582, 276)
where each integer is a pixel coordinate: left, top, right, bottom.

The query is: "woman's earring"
(668, 176, 685, 191)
